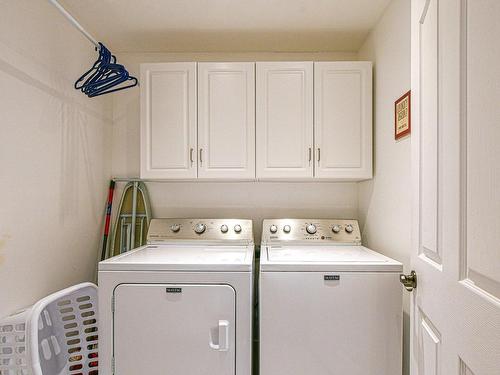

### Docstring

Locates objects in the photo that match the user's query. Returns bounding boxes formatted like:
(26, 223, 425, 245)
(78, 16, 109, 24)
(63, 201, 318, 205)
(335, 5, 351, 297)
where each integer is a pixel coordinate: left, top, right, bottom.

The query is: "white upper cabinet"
(256, 62, 314, 179)
(197, 63, 255, 179)
(140, 61, 372, 181)
(314, 62, 373, 180)
(140, 63, 197, 179)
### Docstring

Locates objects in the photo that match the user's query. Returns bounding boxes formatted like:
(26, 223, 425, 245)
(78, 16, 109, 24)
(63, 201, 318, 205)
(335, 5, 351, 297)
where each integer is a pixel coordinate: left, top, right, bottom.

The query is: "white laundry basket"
(0, 283, 98, 375)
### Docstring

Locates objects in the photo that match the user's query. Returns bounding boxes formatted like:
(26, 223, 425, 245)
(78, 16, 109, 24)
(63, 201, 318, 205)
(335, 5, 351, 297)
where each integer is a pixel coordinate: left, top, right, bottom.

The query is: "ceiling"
(59, 0, 391, 53)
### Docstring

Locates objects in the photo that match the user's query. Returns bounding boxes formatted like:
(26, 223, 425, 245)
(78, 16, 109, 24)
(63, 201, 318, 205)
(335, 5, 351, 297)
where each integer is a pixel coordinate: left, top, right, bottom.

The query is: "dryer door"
(113, 283, 236, 375)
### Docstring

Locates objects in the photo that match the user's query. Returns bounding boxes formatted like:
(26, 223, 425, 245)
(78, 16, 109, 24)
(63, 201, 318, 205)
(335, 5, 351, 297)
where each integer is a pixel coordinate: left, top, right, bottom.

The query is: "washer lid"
(261, 245, 402, 272)
(99, 244, 254, 272)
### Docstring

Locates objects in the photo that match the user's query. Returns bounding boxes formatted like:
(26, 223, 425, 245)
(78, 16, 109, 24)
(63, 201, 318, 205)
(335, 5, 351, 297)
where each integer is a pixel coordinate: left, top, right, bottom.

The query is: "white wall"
(0, 0, 112, 317)
(0, 5, 413, 363)
(112, 181, 358, 244)
(357, 0, 411, 374)
(111, 51, 360, 243)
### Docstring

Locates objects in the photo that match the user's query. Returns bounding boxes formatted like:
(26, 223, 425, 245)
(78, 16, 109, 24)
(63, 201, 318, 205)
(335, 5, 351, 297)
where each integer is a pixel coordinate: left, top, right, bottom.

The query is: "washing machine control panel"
(262, 219, 361, 244)
(147, 218, 253, 242)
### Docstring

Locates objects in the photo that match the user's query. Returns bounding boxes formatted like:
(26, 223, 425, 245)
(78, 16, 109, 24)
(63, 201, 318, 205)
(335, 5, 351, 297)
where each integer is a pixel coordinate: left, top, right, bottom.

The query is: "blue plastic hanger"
(74, 43, 138, 97)
(74, 43, 110, 90)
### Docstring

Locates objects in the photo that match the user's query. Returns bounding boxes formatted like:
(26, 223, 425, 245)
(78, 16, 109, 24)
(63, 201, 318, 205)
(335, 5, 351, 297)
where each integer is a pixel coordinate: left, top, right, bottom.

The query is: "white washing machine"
(98, 218, 254, 375)
(259, 219, 403, 375)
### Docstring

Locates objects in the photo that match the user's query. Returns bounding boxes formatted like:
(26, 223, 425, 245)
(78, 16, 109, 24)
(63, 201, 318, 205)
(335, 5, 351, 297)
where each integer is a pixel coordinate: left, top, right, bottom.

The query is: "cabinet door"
(114, 283, 236, 375)
(314, 62, 372, 180)
(198, 63, 255, 179)
(140, 63, 197, 179)
(256, 62, 313, 179)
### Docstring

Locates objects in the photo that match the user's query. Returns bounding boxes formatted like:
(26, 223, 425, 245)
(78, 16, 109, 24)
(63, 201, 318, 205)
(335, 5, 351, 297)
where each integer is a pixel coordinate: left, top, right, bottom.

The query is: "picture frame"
(395, 90, 411, 140)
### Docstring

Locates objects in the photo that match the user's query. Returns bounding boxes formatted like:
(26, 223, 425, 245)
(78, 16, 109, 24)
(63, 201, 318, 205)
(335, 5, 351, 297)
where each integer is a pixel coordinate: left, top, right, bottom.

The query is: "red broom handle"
(100, 180, 115, 261)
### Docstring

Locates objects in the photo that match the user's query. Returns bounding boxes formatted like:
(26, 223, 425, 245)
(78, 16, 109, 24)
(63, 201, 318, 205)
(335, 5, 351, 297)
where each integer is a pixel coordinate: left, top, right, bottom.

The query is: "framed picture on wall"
(395, 90, 411, 140)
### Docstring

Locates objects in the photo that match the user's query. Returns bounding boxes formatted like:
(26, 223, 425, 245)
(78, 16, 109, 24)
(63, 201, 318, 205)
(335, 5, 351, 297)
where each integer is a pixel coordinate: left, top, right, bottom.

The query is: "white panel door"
(314, 62, 372, 180)
(114, 283, 236, 375)
(140, 63, 197, 179)
(256, 62, 313, 179)
(410, 1, 500, 374)
(198, 63, 255, 179)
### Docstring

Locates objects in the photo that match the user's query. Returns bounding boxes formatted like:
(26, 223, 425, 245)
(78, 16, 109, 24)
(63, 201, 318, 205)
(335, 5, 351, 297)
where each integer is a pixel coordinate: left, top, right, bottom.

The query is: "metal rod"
(139, 216, 145, 245)
(110, 214, 147, 218)
(130, 182, 138, 250)
(110, 178, 330, 185)
(112, 178, 143, 182)
(111, 177, 261, 183)
(48, 0, 99, 48)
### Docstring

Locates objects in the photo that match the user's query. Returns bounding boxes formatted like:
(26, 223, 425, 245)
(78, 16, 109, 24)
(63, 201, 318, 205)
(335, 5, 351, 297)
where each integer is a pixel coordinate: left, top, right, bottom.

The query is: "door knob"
(400, 270, 417, 292)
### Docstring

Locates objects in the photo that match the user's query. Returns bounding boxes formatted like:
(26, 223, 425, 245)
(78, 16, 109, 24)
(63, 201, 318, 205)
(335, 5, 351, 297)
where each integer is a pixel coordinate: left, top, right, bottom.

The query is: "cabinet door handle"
(190, 148, 194, 165)
(199, 148, 203, 165)
(317, 148, 321, 163)
(308, 148, 312, 164)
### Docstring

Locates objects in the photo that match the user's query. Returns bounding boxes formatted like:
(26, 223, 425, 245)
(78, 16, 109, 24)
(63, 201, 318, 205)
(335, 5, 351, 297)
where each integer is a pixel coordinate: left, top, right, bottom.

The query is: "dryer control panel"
(262, 219, 361, 245)
(147, 218, 253, 243)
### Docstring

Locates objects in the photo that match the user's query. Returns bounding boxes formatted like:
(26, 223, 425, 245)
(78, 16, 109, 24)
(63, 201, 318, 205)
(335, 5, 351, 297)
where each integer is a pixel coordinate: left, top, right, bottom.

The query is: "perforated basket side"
(0, 309, 30, 375)
(28, 283, 98, 375)
(53, 289, 98, 375)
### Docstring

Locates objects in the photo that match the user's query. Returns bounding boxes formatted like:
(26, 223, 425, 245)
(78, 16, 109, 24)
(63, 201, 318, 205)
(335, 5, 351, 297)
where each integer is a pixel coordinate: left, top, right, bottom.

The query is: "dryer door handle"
(209, 320, 229, 351)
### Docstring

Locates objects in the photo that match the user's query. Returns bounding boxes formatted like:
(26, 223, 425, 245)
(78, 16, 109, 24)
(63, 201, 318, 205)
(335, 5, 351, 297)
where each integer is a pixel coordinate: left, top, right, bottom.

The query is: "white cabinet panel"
(256, 62, 313, 179)
(140, 63, 197, 179)
(198, 63, 255, 179)
(114, 283, 236, 375)
(314, 62, 372, 180)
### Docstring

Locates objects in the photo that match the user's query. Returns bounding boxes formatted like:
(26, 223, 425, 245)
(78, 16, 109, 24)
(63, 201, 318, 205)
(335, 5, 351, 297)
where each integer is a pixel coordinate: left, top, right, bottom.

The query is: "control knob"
(220, 224, 228, 233)
(170, 224, 181, 232)
(283, 225, 291, 233)
(306, 224, 317, 235)
(234, 224, 242, 233)
(345, 224, 354, 233)
(194, 223, 206, 234)
(332, 225, 341, 233)
(270, 225, 278, 234)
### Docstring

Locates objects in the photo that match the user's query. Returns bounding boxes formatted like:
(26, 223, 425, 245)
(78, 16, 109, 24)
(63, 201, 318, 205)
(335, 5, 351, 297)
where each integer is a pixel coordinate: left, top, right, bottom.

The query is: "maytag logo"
(324, 275, 340, 281)
(166, 287, 182, 293)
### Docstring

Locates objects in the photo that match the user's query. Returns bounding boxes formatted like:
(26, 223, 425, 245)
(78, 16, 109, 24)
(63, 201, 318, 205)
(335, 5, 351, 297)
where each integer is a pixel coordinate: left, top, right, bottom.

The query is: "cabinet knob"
(317, 148, 321, 163)
(199, 148, 203, 165)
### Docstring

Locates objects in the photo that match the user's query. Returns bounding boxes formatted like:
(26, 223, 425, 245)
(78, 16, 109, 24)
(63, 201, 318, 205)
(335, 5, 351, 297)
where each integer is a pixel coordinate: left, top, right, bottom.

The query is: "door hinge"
(111, 295, 115, 313)
(111, 356, 115, 374)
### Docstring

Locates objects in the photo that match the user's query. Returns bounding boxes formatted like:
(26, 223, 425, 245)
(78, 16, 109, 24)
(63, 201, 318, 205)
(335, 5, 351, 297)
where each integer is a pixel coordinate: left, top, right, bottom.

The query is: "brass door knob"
(400, 270, 417, 292)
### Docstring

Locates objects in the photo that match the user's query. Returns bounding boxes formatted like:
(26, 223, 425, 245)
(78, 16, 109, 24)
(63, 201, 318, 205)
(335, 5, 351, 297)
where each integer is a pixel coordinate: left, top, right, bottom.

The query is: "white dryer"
(99, 218, 254, 375)
(259, 219, 403, 375)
